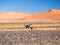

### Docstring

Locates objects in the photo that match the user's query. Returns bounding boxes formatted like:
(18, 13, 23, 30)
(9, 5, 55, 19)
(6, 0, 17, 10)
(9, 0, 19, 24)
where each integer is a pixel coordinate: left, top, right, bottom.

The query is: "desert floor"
(0, 30, 60, 45)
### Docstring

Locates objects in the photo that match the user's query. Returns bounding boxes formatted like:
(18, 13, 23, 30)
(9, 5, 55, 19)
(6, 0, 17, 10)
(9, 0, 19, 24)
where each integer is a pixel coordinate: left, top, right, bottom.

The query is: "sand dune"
(17, 9, 60, 22)
(0, 9, 60, 22)
(0, 12, 30, 22)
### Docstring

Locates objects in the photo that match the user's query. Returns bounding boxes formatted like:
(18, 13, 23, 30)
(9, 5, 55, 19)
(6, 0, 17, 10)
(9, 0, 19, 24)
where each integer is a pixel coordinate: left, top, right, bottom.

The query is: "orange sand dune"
(0, 12, 30, 22)
(0, 9, 60, 22)
(17, 9, 60, 22)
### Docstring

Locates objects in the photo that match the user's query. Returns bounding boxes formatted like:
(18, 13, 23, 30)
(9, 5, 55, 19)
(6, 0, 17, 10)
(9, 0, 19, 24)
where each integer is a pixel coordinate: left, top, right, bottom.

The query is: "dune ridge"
(17, 9, 60, 22)
(0, 9, 60, 23)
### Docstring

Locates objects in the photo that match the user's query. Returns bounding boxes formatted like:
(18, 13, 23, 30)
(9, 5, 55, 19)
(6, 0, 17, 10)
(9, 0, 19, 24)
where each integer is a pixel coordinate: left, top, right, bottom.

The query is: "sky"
(0, 0, 60, 13)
